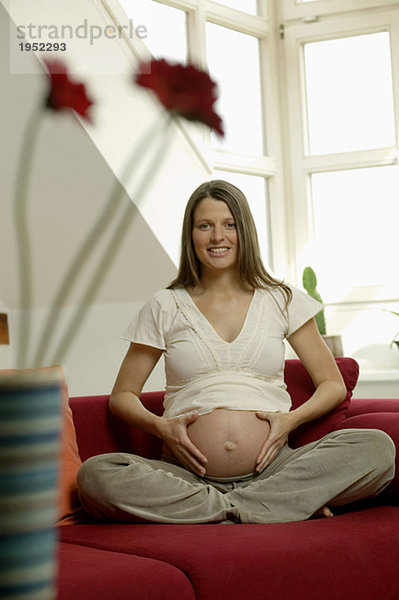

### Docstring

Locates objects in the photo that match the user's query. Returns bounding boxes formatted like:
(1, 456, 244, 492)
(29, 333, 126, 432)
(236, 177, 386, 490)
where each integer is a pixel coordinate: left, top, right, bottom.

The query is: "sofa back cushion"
(58, 383, 85, 525)
(286, 357, 359, 447)
(70, 393, 165, 462)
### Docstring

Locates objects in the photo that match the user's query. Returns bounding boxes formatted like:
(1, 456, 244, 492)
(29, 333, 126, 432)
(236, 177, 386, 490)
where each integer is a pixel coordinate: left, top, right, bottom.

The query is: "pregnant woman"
(77, 180, 395, 524)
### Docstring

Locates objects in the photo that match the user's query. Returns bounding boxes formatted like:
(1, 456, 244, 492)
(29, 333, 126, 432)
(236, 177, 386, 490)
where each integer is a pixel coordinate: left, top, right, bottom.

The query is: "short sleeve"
(286, 285, 324, 338)
(120, 291, 173, 351)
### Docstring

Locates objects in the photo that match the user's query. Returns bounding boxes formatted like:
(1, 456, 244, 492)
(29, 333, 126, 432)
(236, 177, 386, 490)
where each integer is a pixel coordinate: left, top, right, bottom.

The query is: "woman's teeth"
(208, 247, 228, 254)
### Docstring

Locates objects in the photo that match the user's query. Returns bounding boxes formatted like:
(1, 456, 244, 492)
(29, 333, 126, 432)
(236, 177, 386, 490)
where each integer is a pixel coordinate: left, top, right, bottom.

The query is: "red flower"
(135, 59, 224, 137)
(44, 60, 93, 121)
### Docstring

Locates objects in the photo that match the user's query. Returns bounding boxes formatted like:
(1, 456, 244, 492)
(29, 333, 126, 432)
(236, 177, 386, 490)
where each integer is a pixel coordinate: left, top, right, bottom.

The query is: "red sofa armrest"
(334, 411, 399, 499)
(347, 397, 399, 418)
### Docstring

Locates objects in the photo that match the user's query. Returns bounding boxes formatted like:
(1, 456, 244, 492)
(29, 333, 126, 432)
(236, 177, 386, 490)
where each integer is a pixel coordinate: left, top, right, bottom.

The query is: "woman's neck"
(192, 270, 252, 297)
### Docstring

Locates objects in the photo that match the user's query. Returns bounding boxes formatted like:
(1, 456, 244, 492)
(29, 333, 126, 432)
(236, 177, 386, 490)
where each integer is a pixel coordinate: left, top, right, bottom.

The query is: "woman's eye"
(226, 223, 236, 229)
(199, 223, 211, 230)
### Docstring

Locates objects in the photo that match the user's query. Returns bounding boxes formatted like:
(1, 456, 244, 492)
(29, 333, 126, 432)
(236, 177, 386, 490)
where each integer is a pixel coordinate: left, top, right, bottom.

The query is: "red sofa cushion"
(347, 397, 399, 417)
(286, 357, 358, 447)
(57, 542, 195, 600)
(59, 505, 399, 600)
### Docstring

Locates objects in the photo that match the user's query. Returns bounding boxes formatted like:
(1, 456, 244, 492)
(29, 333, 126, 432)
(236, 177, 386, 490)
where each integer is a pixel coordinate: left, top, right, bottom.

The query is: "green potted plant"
(302, 266, 344, 357)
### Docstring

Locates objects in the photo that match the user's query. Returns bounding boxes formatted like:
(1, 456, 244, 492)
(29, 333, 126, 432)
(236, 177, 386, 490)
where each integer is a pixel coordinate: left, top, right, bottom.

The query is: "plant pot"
(322, 334, 344, 357)
(0, 367, 63, 600)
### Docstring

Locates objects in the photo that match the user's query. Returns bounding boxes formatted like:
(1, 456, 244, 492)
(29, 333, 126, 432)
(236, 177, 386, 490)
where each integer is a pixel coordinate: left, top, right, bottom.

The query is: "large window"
(114, 0, 280, 271)
(282, 3, 399, 362)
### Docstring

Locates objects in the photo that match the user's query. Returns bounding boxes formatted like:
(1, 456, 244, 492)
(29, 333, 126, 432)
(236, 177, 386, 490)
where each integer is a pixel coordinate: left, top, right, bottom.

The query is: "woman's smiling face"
(191, 197, 238, 274)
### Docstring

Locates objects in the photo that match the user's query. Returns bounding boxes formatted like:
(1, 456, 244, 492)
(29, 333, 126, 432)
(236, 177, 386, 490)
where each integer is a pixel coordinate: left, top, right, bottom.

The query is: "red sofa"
(57, 359, 399, 600)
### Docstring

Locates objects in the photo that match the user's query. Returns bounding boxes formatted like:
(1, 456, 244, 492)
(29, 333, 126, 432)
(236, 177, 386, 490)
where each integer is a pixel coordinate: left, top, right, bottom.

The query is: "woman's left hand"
(255, 411, 297, 473)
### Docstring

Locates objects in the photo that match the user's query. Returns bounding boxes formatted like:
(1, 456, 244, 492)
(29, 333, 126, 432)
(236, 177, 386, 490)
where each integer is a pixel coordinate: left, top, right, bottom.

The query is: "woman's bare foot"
(314, 505, 334, 518)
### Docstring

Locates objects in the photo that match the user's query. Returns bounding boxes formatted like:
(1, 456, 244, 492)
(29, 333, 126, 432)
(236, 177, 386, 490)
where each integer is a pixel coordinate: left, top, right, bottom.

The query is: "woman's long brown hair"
(167, 180, 292, 308)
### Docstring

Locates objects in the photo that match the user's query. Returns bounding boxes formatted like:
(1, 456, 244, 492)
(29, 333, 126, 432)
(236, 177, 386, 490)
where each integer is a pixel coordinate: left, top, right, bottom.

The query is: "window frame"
(102, 0, 290, 276)
(282, 0, 399, 22)
(281, 8, 399, 300)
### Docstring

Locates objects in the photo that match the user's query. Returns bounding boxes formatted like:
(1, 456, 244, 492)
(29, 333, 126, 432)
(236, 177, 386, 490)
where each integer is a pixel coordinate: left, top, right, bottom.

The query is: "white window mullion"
(205, 1, 270, 36)
(186, 0, 207, 68)
(280, 22, 310, 282)
(388, 16, 399, 152)
(213, 150, 276, 176)
(303, 148, 398, 174)
(282, 0, 399, 22)
(152, 0, 197, 11)
(259, 1, 293, 280)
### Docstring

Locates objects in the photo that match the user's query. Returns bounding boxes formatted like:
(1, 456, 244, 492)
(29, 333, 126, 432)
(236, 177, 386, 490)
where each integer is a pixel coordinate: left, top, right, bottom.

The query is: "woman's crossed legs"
(77, 428, 395, 524)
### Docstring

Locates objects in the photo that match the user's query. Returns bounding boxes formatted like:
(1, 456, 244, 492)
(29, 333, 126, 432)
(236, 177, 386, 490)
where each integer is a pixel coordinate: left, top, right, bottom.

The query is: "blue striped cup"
(0, 367, 63, 600)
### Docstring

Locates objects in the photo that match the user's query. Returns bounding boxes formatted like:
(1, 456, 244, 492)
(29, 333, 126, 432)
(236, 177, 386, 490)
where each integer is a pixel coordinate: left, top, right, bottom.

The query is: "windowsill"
(358, 369, 399, 382)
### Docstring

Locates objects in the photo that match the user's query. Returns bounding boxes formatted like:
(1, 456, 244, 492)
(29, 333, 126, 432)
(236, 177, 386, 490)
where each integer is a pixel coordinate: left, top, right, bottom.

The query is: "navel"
(223, 441, 237, 451)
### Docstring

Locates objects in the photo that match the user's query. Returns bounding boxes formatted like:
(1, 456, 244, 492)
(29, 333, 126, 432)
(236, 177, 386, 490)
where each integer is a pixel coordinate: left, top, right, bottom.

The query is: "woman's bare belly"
(164, 409, 271, 477)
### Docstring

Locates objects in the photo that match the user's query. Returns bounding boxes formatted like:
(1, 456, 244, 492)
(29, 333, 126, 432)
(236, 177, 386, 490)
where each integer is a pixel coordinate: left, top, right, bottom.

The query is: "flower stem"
(14, 109, 44, 368)
(49, 115, 173, 366)
(32, 116, 164, 367)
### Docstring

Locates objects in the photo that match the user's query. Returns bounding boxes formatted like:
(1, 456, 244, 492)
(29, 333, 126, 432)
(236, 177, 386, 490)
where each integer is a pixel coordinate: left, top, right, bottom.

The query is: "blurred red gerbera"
(135, 59, 224, 137)
(44, 60, 93, 121)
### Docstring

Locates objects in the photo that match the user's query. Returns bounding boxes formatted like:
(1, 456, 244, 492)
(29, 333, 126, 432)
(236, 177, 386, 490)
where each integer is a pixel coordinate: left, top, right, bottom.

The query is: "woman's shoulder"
(146, 288, 177, 311)
(133, 289, 179, 335)
(258, 283, 292, 304)
(259, 283, 315, 316)
(150, 288, 174, 302)
(259, 283, 305, 301)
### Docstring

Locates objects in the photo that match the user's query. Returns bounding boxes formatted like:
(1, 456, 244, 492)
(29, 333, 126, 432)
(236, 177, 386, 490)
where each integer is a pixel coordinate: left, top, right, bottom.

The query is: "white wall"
(0, 1, 182, 394)
(0, 304, 167, 396)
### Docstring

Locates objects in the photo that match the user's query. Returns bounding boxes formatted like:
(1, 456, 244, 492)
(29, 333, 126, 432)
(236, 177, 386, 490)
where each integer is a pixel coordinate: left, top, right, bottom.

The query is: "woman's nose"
(210, 225, 224, 241)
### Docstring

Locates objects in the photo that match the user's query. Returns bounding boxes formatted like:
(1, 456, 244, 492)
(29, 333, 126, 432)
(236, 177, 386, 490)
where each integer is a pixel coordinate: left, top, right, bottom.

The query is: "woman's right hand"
(159, 413, 208, 476)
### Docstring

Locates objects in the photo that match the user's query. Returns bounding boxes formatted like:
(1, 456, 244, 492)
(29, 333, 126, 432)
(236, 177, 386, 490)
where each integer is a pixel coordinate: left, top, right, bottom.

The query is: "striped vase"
(0, 367, 63, 600)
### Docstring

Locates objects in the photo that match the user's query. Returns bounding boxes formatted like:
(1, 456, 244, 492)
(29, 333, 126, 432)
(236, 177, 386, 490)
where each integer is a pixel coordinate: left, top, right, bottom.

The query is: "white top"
(121, 285, 323, 419)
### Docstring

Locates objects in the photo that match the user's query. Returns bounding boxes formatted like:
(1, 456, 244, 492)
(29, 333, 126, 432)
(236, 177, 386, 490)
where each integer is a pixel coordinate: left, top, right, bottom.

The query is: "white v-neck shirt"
(121, 286, 323, 419)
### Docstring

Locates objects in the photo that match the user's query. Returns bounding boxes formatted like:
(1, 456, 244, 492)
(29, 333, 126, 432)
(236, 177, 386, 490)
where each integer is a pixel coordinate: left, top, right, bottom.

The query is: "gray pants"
(77, 429, 395, 524)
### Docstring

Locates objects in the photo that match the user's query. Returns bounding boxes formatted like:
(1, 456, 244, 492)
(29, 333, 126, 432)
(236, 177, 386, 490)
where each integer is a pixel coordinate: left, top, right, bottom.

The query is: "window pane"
(206, 23, 264, 154)
(308, 166, 399, 299)
(304, 33, 395, 155)
(213, 171, 272, 267)
(118, 0, 187, 63)
(211, 0, 258, 15)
